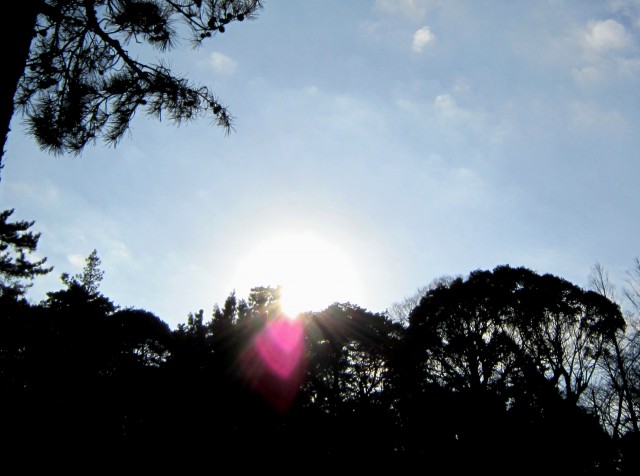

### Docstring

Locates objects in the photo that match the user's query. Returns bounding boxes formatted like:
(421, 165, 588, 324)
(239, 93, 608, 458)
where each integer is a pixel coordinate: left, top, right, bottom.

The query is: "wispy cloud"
(433, 93, 470, 121)
(198, 52, 238, 75)
(571, 65, 602, 84)
(569, 100, 628, 134)
(8, 181, 61, 207)
(412, 26, 435, 52)
(609, 0, 640, 29)
(374, 0, 433, 21)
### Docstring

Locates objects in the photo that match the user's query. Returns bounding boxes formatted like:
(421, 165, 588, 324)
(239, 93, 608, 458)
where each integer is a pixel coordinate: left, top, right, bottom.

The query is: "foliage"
(303, 302, 403, 409)
(588, 262, 640, 439)
(2, 255, 639, 471)
(0, 209, 52, 298)
(405, 266, 624, 403)
(46, 249, 115, 316)
(396, 265, 623, 472)
(61, 249, 104, 294)
(5, 0, 263, 161)
(386, 275, 455, 325)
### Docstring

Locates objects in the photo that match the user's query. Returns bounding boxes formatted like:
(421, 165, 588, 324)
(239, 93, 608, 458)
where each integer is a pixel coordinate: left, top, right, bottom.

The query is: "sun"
(234, 231, 364, 318)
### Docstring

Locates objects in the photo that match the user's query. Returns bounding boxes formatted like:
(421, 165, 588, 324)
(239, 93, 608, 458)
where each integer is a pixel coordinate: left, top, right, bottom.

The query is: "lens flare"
(240, 316, 306, 411)
(255, 317, 304, 379)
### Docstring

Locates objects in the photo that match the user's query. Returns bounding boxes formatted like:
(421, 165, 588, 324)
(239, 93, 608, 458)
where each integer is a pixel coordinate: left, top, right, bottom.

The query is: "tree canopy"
(0, 208, 52, 299)
(1, 0, 263, 172)
(1, 246, 639, 471)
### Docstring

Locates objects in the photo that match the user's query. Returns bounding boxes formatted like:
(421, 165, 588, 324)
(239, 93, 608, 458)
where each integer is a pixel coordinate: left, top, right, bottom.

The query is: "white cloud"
(584, 19, 630, 53)
(198, 52, 238, 75)
(412, 26, 435, 52)
(429, 89, 510, 145)
(375, 0, 432, 20)
(434, 93, 472, 121)
(568, 19, 638, 86)
(68, 254, 86, 268)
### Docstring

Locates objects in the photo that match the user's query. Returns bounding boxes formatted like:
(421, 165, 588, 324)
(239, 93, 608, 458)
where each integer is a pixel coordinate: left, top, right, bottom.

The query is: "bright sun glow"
(234, 231, 364, 318)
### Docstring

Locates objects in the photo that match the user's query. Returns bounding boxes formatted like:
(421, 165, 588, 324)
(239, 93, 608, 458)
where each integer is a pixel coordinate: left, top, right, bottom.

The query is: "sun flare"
(234, 231, 364, 318)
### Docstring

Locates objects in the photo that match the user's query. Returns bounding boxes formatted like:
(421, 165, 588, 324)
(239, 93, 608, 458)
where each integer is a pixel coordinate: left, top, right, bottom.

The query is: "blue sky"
(3, 0, 640, 327)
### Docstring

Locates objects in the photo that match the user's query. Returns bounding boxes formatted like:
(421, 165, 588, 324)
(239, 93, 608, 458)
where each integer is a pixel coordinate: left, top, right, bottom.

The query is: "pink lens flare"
(241, 316, 307, 411)
(255, 317, 305, 379)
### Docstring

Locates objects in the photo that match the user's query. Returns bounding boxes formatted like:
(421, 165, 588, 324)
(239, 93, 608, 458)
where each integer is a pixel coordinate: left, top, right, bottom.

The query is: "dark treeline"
(1, 213, 639, 472)
(4, 1, 637, 470)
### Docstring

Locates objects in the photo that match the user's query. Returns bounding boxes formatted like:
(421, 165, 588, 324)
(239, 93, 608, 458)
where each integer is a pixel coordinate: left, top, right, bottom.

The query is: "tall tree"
(1, 0, 263, 173)
(386, 276, 455, 325)
(0, 208, 52, 299)
(405, 266, 625, 404)
(397, 266, 622, 472)
(303, 303, 403, 409)
(46, 248, 115, 315)
(626, 257, 640, 316)
(62, 248, 104, 294)
(588, 262, 639, 438)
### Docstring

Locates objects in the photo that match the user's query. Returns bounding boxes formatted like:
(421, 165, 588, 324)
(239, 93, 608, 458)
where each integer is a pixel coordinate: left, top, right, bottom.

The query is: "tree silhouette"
(594, 325, 640, 439)
(61, 248, 103, 294)
(46, 249, 115, 315)
(303, 303, 402, 408)
(1, 0, 263, 172)
(297, 303, 403, 458)
(386, 276, 455, 325)
(1, 248, 180, 454)
(405, 266, 624, 404)
(4, 252, 640, 469)
(588, 262, 639, 439)
(398, 266, 622, 472)
(0, 208, 52, 299)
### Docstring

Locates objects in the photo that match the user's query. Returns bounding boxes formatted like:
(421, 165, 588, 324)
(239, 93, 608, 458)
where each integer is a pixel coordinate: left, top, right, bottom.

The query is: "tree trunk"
(0, 0, 44, 177)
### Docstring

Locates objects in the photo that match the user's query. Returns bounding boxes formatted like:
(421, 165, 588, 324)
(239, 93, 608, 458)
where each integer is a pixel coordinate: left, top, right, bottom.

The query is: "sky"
(2, 0, 640, 328)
